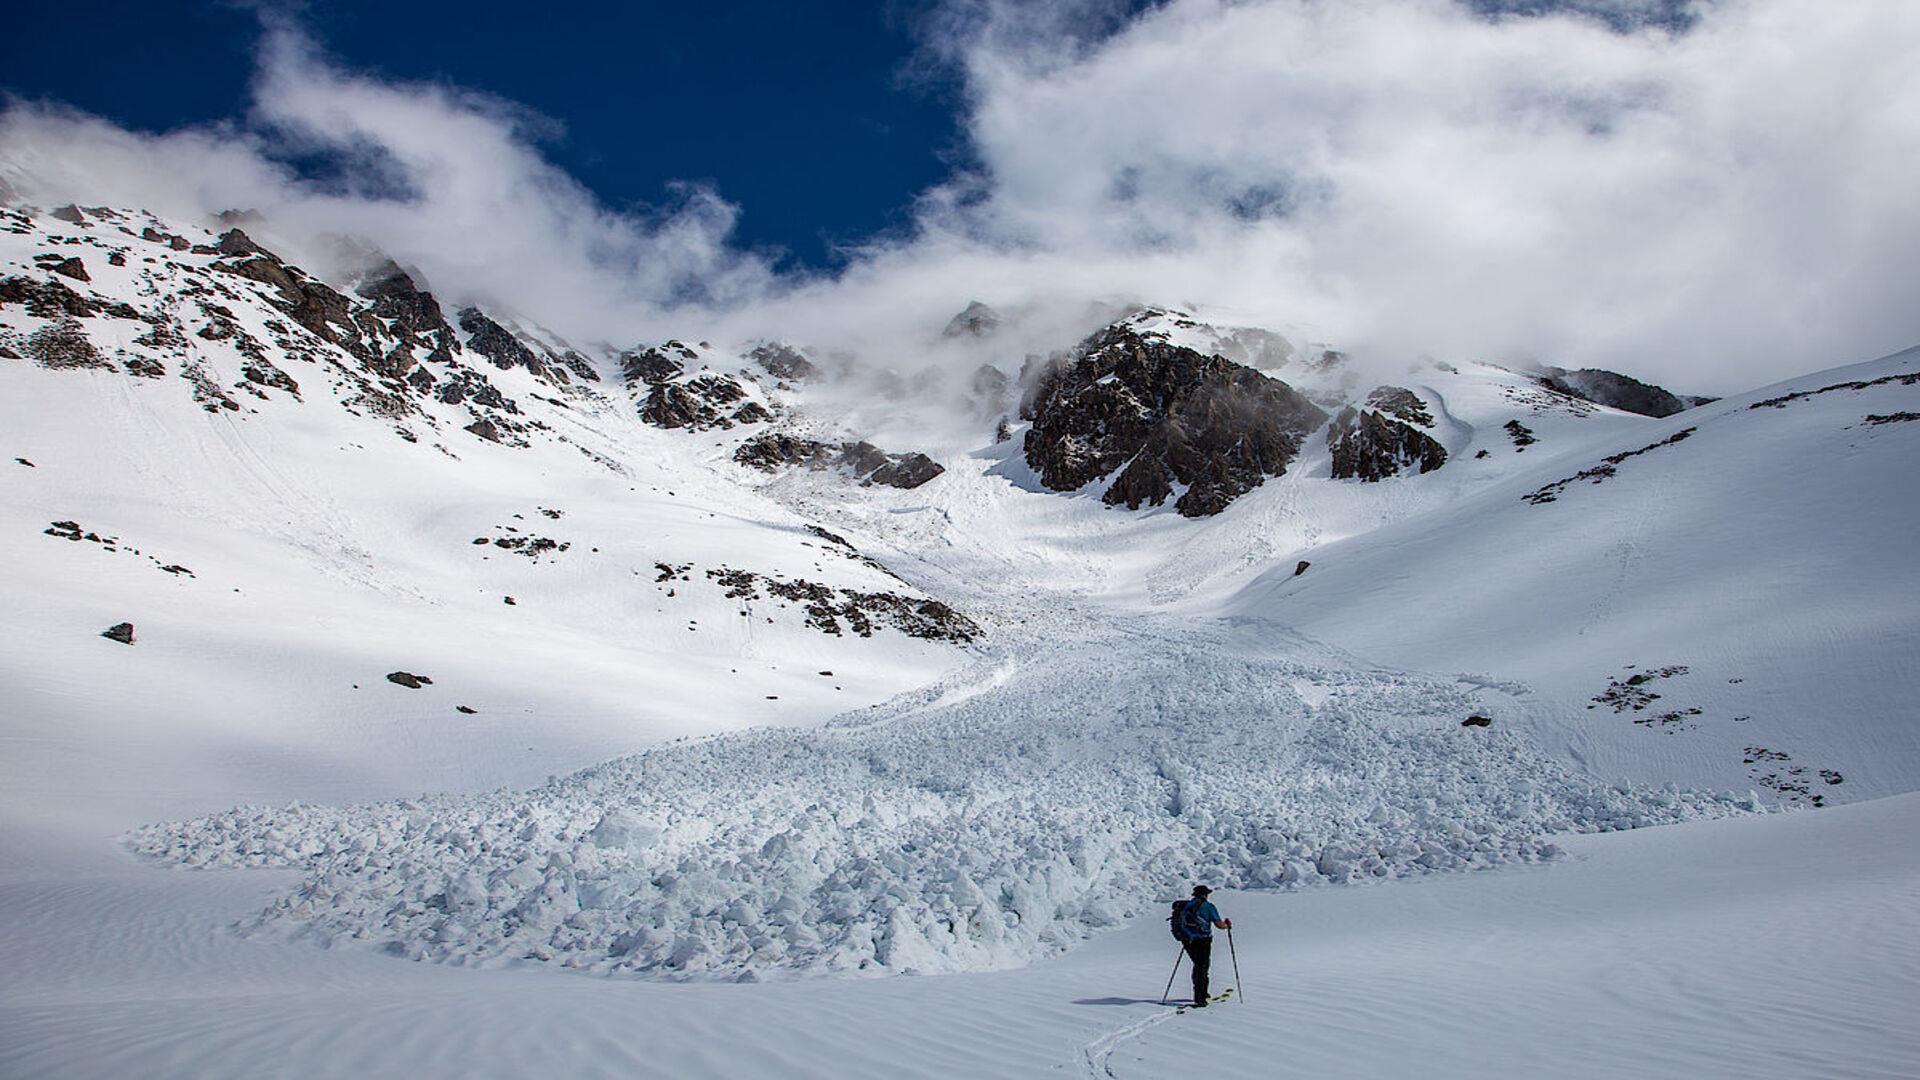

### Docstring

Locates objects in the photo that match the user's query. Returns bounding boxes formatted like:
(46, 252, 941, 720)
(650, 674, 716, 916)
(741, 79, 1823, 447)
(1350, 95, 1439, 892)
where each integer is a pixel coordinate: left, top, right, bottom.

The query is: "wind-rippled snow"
(127, 616, 1752, 980)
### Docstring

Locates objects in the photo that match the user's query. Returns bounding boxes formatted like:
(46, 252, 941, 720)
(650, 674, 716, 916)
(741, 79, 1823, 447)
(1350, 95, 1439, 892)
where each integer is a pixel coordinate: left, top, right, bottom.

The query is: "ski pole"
(1226, 925, 1243, 1002)
(1160, 945, 1185, 1005)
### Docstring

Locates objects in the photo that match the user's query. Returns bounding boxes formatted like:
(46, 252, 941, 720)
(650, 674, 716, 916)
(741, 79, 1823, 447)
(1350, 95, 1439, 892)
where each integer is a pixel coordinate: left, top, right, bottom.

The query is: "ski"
(1174, 988, 1234, 1013)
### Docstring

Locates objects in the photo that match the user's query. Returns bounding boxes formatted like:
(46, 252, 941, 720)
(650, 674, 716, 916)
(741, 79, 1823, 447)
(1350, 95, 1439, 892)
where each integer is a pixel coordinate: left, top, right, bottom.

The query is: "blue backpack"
(1168, 899, 1209, 942)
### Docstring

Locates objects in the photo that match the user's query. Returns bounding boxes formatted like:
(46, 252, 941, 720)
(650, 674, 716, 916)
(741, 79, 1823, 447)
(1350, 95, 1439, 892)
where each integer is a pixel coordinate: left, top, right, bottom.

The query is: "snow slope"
(7, 787, 1916, 1078)
(0, 205, 979, 856)
(4, 199, 1919, 1076)
(1223, 347, 1920, 802)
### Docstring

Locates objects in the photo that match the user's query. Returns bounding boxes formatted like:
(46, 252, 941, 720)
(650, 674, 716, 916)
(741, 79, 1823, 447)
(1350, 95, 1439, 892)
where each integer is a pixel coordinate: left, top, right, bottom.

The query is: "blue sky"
(0, 2, 972, 271)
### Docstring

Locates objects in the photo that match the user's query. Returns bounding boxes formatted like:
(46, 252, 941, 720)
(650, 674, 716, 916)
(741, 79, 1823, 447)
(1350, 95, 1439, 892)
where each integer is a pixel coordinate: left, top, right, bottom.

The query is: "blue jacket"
(1183, 899, 1221, 939)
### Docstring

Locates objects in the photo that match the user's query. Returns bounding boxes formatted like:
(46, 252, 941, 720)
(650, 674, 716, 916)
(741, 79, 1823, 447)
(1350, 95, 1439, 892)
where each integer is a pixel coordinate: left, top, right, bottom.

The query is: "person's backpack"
(1168, 899, 1209, 942)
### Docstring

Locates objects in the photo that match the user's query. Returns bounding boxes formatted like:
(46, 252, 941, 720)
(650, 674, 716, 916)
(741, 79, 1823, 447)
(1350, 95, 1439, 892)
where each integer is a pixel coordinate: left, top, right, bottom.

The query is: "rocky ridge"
(0, 204, 589, 453)
(1537, 365, 1707, 418)
(1019, 313, 1327, 516)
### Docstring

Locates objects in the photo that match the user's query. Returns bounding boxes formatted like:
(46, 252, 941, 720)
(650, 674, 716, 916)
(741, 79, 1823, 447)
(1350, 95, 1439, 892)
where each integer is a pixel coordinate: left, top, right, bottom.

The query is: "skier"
(1175, 885, 1231, 1006)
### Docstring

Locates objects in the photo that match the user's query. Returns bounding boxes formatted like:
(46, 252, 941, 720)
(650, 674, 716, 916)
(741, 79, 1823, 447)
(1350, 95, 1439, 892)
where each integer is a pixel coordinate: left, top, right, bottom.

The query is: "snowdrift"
(128, 617, 1749, 979)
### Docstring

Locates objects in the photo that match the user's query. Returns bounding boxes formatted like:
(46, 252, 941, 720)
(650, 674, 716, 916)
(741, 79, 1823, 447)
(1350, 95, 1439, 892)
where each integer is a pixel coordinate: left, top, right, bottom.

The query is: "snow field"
(128, 617, 1752, 980)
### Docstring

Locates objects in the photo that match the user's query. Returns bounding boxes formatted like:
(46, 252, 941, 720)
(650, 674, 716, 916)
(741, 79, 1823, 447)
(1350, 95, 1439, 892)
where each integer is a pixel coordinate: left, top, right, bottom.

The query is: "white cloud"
(848, 0, 1920, 390)
(3, 2, 1918, 393)
(0, 28, 772, 345)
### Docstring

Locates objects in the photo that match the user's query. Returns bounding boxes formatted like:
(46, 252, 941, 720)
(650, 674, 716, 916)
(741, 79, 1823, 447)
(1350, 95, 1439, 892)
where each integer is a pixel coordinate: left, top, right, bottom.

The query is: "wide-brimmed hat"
(1191, 885, 1212, 896)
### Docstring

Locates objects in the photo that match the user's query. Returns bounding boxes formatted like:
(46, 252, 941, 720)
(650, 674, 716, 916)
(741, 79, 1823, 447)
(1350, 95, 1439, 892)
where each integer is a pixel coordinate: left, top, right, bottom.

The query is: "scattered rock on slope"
(1021, 322, 1326, 516)
(386, 671, 433, 689)
(26, 318, 111, 370)
(735, 434, 944, 489)
(1328, 407, 1448, 482)
(100, 622, 135, 645)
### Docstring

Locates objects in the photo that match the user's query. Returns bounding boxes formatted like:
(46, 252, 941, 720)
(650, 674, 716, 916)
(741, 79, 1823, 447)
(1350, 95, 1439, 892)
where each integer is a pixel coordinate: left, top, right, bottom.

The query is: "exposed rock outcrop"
(735, 434, 944, 489)
(459, 307, 543, 375)
(1020, 323, 1326, 517)
(1537, 366, 1694, 418)
(747, 342, 819, 382)
(640, 374, 763, 431)
(694, 564, 978, 642)
(46, 257, 89, 283)
(1364, 386, 1434, 427)
(1328, 407, 1448, 482)
(0, 275, 103, 319)
(142, 226, 192, 251)
(356, 261, 455, 351)
(620, 343, 690, 386)
(212, 238, 367, 356)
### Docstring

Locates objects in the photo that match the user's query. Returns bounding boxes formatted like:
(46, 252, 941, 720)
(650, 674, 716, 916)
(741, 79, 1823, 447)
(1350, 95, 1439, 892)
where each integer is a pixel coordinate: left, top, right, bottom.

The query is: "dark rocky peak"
(458, 307, 542, 374)
(2, 208, 546, 445)
(192, 228, 268, 258)
(735, 433, 943, 490)
(1536, 365, 1693, 418)
(1365, 385, 1435, 427)
(50, 204, 87, 225)
(1328, 406, 1448, 482)
(746, 341, 820, 382)
(1022, 323, 1328, 517)
(354, 260, 452, 340)
(942, 300, 1000, 339)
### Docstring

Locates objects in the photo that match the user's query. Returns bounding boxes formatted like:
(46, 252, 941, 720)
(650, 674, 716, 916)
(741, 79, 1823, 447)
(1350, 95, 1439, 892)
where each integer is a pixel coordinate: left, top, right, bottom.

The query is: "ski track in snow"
(1081, 1006, 1178, 1078)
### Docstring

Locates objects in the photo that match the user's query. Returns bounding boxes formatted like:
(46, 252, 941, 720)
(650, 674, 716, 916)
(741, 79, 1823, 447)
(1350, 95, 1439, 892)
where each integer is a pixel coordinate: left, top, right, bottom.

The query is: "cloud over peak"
(3, 1, 1917, 391)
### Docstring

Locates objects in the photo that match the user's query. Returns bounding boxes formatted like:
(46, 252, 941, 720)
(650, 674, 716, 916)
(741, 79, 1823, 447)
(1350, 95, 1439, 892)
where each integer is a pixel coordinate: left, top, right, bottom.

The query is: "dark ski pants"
(1183, 936, 1213, 1003)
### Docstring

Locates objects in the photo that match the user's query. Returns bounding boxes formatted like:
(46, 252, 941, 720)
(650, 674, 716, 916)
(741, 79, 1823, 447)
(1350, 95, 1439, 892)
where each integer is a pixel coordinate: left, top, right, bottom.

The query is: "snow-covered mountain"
(4, 200, 1918, 1074)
